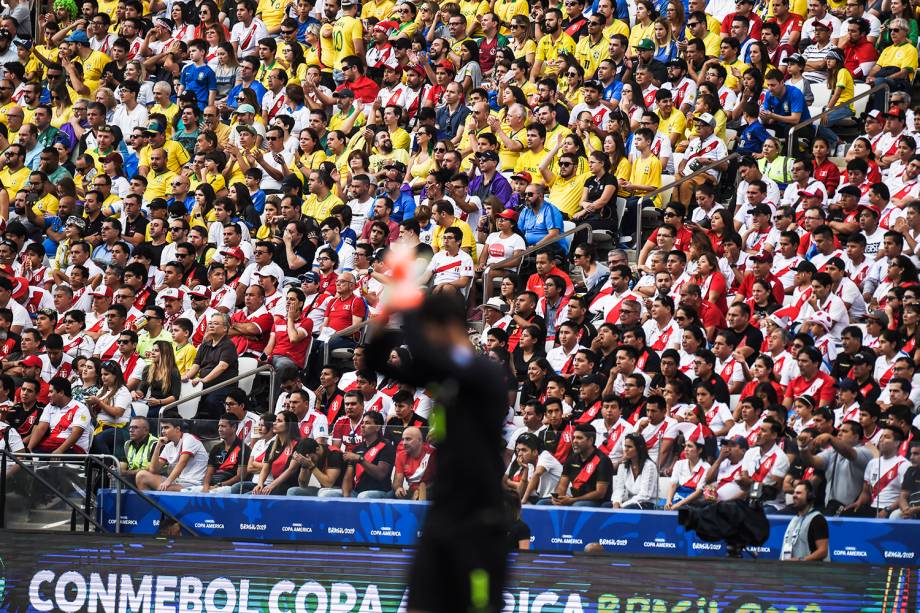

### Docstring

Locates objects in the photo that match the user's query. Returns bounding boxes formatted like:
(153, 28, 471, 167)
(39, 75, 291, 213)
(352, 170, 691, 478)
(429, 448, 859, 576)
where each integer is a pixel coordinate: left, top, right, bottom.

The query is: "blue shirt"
(390, 188, 417, 223)
(763, 85, 810, 122)
(42, 215, 65, 255)
(736, 120, 770, 155)
(518, 201, 568, 252)
(227, 81, 267, 111)
(180, 63, 218, 111)
(251, 189, 266, 214)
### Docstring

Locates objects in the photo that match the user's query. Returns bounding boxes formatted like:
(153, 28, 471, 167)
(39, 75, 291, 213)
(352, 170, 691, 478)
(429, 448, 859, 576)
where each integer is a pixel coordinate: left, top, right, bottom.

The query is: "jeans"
(535, 497, 601, 507)
(317, 487, 392, 499)
(287, 486, 319, 496)
(814, 105, 854, 148)
(199, 387, 230, 421)
(231, 481, 257, 494)
(91, 426, 128, 460)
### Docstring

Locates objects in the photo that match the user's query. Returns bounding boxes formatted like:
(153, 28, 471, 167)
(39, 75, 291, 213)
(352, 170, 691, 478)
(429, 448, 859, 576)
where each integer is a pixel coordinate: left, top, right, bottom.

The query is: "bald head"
(401, 426, 424, 455)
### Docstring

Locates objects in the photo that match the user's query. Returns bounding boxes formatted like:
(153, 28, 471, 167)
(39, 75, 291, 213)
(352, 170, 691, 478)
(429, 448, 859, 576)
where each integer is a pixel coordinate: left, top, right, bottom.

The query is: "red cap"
(220, 246, 246, 261)
(20, 355, 42, 368)
(0, 264, 13, 277)
(858, 203, 881, 216)
(10, 277, 27, 302)
(498, 209, 518, 220)
(91, 286, 114, 299)
(511, 171, 533, 184)
(437, 59, 456, 73)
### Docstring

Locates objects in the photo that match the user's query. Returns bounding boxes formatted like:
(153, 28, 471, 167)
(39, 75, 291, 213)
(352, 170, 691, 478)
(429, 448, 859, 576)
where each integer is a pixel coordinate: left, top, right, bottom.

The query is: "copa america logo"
(0, 556, 6, 604)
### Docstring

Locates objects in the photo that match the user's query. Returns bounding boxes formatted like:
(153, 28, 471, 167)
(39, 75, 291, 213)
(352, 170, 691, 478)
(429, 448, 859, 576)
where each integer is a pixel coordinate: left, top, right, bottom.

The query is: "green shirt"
(124, 434, 158, 472)
(137, 328, 174, 363)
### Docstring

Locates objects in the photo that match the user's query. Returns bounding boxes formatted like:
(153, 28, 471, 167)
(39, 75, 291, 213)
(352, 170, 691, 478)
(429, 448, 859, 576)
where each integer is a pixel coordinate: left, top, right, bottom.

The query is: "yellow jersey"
(257, 0, 287, 31)
(878, 41, 919, 73)
(432, 218, 477, 257)
(547, 172, 589, 217)
(144, 169, 176, 202)
(140, 141, 191, 173)
(0, 165, 29, 195)
(721, 59, 748, 91)
(361, 0, 395, 21)
(150, 102, 180, 136)
(574, 35, 609, 78)
(628, 153, 662, 207)
(332, 15, 363, 71)
(657, 109, 686, 144)
(76, 50, 109, 94)
(302, 191, 343, 222)
(535, 32, 575, 77)
(459, 0, 490, 36)
(514, 148, 549, 184)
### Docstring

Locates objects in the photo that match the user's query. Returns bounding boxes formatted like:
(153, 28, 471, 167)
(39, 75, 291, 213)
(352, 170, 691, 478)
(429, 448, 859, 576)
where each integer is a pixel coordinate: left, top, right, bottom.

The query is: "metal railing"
(160, 364, 277, 415)
(636, 153, 740, 246)
(85, 455, 198, 536)
(481, 222, 594, 315)
(324, 319, 374, 363)
(0, 448, 106, 532)
(787, 82, 890, 155)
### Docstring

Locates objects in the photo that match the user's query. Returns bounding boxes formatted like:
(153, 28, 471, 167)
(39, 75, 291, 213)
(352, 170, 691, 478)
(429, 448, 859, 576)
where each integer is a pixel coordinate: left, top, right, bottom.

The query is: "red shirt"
(230, 306, 273, 355)
(736, 271, 785, 304)
(649, 224, 693, 252)
(768, 13, 803, 44)
(318, 271, 338, 296)
(813, 159, 841, 196)
(337, 75, 380, 104)
(842, 38, 879, 79)
(784, 371, 836, 407)
(395, 443, 436, 490)
(325, 293, 367, 332)
(720, 11, 763, 39)
(269, 314, 313, 369)
(699, 300, 726, 330)
(526, 266, 574, 298)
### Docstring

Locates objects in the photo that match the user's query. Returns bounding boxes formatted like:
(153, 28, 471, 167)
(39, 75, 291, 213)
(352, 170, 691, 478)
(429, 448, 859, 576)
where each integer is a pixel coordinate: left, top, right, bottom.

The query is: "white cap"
(159, 287, 184, 301)
(255, 262, 284, 284)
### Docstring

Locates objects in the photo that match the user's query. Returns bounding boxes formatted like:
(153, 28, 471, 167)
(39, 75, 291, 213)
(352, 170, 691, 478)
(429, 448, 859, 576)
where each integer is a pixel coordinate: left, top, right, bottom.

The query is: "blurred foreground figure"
(367, 293, 508, 613)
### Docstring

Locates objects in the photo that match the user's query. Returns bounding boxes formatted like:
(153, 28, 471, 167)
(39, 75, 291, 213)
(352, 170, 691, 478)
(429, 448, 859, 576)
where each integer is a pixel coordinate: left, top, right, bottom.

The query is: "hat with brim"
(236, 124, 257, 136)
(480, 296, 509, 313)
(634, 38, 654, 50)
(235, 103, 257, 115)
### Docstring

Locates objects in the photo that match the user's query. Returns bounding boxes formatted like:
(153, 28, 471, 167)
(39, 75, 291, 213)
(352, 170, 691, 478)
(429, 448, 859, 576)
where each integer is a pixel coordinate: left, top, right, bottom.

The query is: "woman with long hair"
(739, 353, 784, 400)
(652, 17, 679, 63)
(281, 40, 307, 84)
(597, 131, 631, 190)
(169, 2, 195, 43)
(194, 0, 227, 39)
(136, 340, 181, 421)
(678, 323, 706, 373)
(233, 413, 275, 493)
(845, 136, 883, 183)
(628, 0, 657, 52)
(612, 433, 657, 509)
(746, 278, 781, 325)
(456, 39, 483, 94)
(49, 84, 73, 128)
(665, 0, 686, 41)
(664, 438, 711, 509)
(558, 60, 585, 110)
(513, 326, 546, 383)
(404, 125, 437, 190)
(694, 252, 728, 313)
(728, 67, 764, 122)
(507, 14, 536, 65)
(60, 310, 94, 360)
(899, 302, 920, 362)
(694, 379, 734, 437)
(574, 151, 618, 238)
(520, 356, 552, 404)
(293, 127, 327, 175)
(747, 42, 772, 78)
(618, 79, 648, 131)
(252, 410, 301, 495)
(121, 61, 154, 106)
(88, 360, 133, 458)
(812, 136, 842, 195)
(211, 42, 238, 103)
(815, 49, 855, 151)
(499, 274, 519, 312)
(72, 356, 102, 404)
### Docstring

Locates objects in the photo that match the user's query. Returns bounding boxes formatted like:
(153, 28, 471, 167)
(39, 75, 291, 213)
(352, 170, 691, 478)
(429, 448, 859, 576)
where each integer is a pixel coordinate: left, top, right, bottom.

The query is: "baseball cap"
(10, 277, 27, 302)
(851, 350, 875, 366)
(299, 271, 320, 284)
(813, 18, 832, 29)
(373, 20, 399, 33)
(220, 246, 246, 261)
(798, 187, 820, 198)
(159, 287, 184, 301)
(153, 16, 173, 29)
(582, 79, 603, 92)
(235, 103, 257, 115)
(188, 285, 211, 299)
(333, 88, 355, 99)
(20, 355, 42, 368)
(751, 252, 773, 264)
(498, 208, 518, 221)
(786, 53, 806, 65)
(236, 124, 257, 136)
(887, 107, 905, 120)
(838, 184, 862, 198)
(437, 59, 456, 73)
(722, 435, 749, 449)
(866, 109, 884, 121)
(66, 216, 86, 230)
(866, 309, 890, 327)
(144, 120, 166, 134)
(806, 311, 833, 331)
(667, 58, 688, 70)
(91, 286, 114, 299)
(857, 203, 881, 216)
(102, 151, 123, 166)
(477, 150, 499, 162)
(838, 378, 859, 392)
(480, 296, 509, 313)
(580, 373, 606, 388)
(65, 30, 89, 44)
(693, 112, 716, 127)
(511, 171, 533, 184)
(634, 38, 654, 50)
(750, 203, 772, 217)
(13, 37, 32, 50)
(255, 262, 284, 283)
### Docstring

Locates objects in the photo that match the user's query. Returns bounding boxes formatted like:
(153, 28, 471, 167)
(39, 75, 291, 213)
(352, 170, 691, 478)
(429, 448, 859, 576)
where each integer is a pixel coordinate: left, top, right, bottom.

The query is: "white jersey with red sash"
(644, 318, 679, 352)
(93, 332, 121, 360)
(865, 454, 909, 507)
(900, 431, 914, 458)
(728, 419, 763, 448)
(353, 440, 388, 488)
(704, 401, 733, 435)
(713, 460, 744, 501)
(62, 333, 95, 360)
(398, 444, 435, 487)
(641, 84, 659, 108)
(874, 354, 903, 389)
(210, 285, 235, 312)
(771, 254, 803, 290)
(743, 443, 788, 487)
(592, 417, 633, 465)
(774, 285, 813, 321)
(235, 411, 260, 446)
(546, 343, 582, 375)
(365, 391, 394, 418)
(599, 290, 643, 323)
(85, 310, 108, 335)
(36, 400, 91, 453)
(876, 129, 906, 161)
(298, 410, 329, 441)
(641, 417, 677, 464)
(404, 84, 431, 119)
(835, 401, 860, 427)
(663, 77, 696, 108)
(113, 351, 144, 383)
(181, 306, 218, 346)
(681, 134, 727, 179)
(716, 356, 743, 387)
(38, 354, 73, 383)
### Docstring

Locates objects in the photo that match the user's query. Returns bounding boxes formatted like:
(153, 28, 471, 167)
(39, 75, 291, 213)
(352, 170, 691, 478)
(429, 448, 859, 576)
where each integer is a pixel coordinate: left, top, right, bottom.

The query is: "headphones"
(800, 480, 816, 504)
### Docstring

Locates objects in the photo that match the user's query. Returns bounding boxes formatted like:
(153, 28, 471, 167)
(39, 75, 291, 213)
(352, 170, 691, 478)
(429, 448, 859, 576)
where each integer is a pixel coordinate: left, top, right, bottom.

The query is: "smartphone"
(550, 493, 559, 499)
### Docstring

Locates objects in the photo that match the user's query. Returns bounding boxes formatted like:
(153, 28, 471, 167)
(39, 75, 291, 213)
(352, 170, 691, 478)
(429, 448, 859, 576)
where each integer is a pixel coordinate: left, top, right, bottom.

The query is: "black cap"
(667, 58, 687, 70)
(838, 378, 859, 391)
(794, 260, 817, 274)
(838, 184, 862, 198)
(851, 350, 875, 366)
(580, 373, 606, 388)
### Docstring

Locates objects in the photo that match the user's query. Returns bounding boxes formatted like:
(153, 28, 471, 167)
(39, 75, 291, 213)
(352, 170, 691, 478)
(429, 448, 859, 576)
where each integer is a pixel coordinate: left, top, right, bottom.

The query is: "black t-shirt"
(207, 437, 250, 484)
(3, 402, 42, 437)
(903, 466, 920, 505)
(733, 324, 764, 366)
(806, 513, 829, 551)
(351, 437, 396, 493)
(692, 373, 730, 404)
(584, 173, 617, 205)
(295, 439, 346, 488)
(124, 215, 149, 242)
(385, 413, 429, 446)
(563, 448, 614, 499)
(506, 518, 531, 551)
(274, 236, 316, 277)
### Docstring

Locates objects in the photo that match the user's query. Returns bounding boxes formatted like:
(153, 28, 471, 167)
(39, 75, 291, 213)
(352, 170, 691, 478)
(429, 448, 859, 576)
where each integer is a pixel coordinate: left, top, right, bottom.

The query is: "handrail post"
(0, 427, 7, 529)
(635, 153, 740, 250)
(160, 364, 276, 415)
(787, 82, 889, 155)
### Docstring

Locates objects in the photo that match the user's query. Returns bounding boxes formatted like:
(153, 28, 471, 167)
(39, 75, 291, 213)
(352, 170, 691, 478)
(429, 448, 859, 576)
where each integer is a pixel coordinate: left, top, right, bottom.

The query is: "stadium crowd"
(0, 0, 917, 526)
